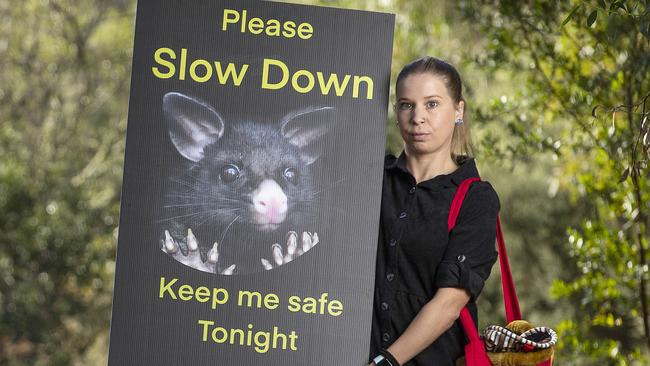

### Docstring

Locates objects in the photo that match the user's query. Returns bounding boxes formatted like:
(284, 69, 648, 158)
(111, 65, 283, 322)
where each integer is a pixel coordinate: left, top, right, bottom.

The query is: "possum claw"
(187, 229, 198, 251)
(161, 230, 188, 263)
(207, 242, 219, 264)
(263, 229, 320, 269)
(165, 228, 320, 273)
(286, 231, 298, 256)
(272, 243, 284, 265)
(262, 243, 284, 270)
(261, 258, 273, 270)
(160, 229, 220, 274)
(163, 230, 179, 254)
(183, 228, 205, 269)
(221, 264, 236, 275)
(302, 231, 313, 253)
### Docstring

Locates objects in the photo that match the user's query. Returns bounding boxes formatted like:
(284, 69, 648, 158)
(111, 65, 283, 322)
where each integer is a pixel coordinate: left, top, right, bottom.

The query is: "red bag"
(449, 177, 553, 366)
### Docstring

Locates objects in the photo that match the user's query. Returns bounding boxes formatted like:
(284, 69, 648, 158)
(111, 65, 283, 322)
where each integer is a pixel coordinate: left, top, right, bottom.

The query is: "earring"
(455, 118, 464, 125)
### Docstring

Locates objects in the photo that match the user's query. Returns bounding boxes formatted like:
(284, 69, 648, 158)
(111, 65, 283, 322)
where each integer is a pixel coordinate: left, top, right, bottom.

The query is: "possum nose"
(252, 179, 288, 222)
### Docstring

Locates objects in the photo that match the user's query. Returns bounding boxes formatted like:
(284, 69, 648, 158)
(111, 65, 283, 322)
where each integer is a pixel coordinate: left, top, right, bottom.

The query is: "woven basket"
(456, 320, 554, 366)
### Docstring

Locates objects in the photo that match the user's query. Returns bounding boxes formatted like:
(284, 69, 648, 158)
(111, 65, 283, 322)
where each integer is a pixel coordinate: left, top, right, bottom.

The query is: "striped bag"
(483, 322, 557, 353)
(450, 177, 556, 366)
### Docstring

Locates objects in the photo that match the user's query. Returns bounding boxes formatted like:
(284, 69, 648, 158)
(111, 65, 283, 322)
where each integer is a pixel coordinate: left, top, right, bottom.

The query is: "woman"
(368, 57, 500, 366)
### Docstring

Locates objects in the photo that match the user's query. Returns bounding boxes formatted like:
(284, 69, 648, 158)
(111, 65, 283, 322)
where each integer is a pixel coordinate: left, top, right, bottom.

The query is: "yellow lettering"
(261, 58, 289, 90)
(238, 290, 263, 308)
(241, 9, 247, 33)
(287, 295, 301, 312)
(248, 17, 264, 34)
(230, 328, 245, 345)
(272, 327, 286, 350)
(329, 300, 344, 316)
(265, 19, 281, 36)
(198, 322, 299, 352)
(214, 62, 248, 86)
(264, 293, 279, 310)
(297, 22, 313, 40)
(353, 75, 374, 99)
(178, 284, 194, 300)
(254, 331, 270, 353)
(189, 59, 212, 83)
(247, 324, 253, 346)
(195, 286, 210, 303)
(302, 297, 317, 314)
(159, 277, 229, 309)
(291, 70, 315, 94)
(212, 327, 229, 343)
(317, 72, 350, 96)
(198, 319, 214, 341)
(222, 9, 240, 31)
(179, 48, 187, 81)
(282, 21, 296, 38)
(152, 48, 176, 79)
(159, 277, 178, 299)
(221, 9, 312, 41)
(289, 331, 298, 351)
(211, 288, 229, 309)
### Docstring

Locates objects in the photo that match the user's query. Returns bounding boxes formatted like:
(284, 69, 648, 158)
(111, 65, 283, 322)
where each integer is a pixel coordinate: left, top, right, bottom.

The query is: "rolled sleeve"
(435, 182, 500, 301)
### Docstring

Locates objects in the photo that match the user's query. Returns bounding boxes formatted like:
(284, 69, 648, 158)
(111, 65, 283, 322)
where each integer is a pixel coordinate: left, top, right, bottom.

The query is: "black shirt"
(369, 153, 500, 366)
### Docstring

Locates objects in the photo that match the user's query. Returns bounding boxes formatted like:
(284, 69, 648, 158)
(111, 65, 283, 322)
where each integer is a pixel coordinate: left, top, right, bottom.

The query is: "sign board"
(108, 0, 394, 364)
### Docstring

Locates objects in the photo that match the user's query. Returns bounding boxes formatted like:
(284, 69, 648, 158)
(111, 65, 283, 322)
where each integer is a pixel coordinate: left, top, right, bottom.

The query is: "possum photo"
(158, 92, 335, 275)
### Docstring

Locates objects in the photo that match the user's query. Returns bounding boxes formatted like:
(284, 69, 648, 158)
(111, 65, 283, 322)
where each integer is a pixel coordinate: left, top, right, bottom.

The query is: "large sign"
(108, 0, 394, 364)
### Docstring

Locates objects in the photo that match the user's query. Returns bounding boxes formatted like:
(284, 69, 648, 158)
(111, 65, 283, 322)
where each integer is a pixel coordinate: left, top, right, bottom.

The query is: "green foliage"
(0, 0, 132, 364)
(456, 0, 650, 363)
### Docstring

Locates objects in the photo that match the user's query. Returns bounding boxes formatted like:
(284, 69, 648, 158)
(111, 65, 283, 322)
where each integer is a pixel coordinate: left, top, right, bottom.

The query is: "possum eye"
(220, 164, 240, 183)
(283, 167, 299, 185)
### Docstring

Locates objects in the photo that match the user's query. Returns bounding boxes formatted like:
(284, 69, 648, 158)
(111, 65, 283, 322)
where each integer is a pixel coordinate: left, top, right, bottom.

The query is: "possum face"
(198, 121, 317, 231)
(162, 92, 332, 233)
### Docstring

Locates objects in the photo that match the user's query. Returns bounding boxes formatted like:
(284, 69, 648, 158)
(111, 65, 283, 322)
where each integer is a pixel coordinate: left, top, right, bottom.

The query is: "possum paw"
(161, 229, 236, 275)
(261, 231, 319, 270)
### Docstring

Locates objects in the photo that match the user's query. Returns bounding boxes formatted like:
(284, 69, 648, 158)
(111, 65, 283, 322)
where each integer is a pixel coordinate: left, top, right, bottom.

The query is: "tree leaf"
(562, 4, 582, 27)
(606, 13, 620, 40)
(640, 15, 650, 40)
(587, 10, 598, 27)
(620, 167, 630, 182)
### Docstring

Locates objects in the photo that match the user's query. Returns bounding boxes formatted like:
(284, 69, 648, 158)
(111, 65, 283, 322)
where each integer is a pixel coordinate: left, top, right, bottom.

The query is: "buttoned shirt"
(369, 153, 500, 366)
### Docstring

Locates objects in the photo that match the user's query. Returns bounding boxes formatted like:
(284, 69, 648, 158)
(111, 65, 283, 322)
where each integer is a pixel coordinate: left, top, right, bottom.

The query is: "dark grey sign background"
(108, 0, 394, 365)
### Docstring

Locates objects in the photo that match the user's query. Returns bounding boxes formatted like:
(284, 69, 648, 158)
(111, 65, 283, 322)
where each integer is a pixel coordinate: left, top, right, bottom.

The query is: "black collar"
(384, 151, 481, 188)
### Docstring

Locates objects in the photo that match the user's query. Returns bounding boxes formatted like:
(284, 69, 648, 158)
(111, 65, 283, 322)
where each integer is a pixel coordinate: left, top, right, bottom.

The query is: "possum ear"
(281, 106, 334, 165)
(163, 92, 225, 162)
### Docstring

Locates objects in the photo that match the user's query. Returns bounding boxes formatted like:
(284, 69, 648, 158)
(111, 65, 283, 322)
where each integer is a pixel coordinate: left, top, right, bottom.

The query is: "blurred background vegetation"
(0, 0, 648, 364)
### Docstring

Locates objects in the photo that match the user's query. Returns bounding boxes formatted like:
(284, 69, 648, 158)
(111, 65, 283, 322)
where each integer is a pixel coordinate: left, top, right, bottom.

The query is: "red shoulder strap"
(448, 177, 481, 232)
(448, 177, 522, 327)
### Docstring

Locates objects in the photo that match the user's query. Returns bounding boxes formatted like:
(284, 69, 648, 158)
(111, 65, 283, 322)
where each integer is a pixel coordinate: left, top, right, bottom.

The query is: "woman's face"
(395, 72, 463, 158)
